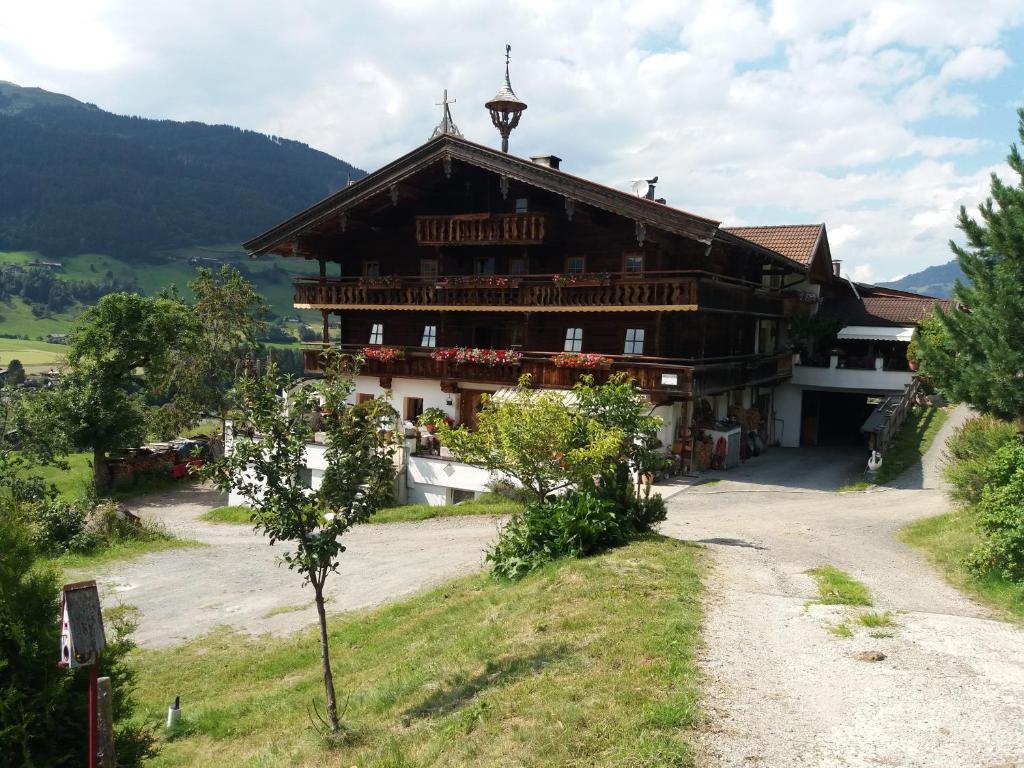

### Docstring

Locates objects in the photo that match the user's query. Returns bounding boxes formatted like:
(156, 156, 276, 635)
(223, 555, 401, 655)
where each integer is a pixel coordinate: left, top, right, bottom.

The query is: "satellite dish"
(630, 179, 650, 198)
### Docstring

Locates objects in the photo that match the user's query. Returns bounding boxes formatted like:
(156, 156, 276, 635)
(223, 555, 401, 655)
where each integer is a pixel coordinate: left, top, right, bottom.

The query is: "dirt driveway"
(90, 486, 499, 648)
(659, 406, 1024, 767)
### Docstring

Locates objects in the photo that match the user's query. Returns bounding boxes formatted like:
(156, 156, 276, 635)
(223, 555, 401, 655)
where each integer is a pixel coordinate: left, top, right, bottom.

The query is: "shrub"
(945, 416, 1020, 504)
(31, 498, 100, 554)
(488, 491, 624, 579)
(967, 440, 1024, 582)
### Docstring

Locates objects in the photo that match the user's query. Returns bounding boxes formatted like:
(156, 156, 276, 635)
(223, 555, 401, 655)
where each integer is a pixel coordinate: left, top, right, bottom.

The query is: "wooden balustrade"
(301, 345, 696, 397)
(415, 213, 546, 245)
(294, 274, 699, 310)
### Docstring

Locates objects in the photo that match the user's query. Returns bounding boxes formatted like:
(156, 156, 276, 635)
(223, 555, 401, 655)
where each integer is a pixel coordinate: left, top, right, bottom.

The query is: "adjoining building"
(239, 55, 947, 504)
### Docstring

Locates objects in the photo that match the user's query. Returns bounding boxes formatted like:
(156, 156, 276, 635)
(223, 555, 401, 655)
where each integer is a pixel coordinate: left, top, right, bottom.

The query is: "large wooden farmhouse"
(241, 63, 946, 504)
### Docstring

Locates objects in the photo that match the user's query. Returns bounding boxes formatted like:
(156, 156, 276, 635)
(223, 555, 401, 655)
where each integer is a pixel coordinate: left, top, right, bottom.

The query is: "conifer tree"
(920, 108, 1024, 426)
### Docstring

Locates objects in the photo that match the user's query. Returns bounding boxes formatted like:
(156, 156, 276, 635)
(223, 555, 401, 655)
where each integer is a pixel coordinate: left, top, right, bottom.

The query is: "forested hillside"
(879, 259, 964, 298)
(0, 81, 364, 258)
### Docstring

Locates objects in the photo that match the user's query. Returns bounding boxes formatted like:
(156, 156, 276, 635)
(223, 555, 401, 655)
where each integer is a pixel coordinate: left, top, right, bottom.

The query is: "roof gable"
(721, 224, 824, 267)
(244, 134, 721, 255)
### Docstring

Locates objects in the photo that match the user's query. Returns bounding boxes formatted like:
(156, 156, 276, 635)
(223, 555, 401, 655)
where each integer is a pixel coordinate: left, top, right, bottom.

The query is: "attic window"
(515, 198, 529, 213)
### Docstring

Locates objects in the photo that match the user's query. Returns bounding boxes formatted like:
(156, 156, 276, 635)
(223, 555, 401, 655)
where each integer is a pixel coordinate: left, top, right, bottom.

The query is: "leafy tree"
(202, 357, 398, 733)
(155, 266, 268, 439)
(572, 373, 668, 499)
(0, 500, 156, 766)
(918, 108, 1024, 426)
(31, 292, 195, 490)
(437, 377, 622, 503)
(3, 359, 25, 386)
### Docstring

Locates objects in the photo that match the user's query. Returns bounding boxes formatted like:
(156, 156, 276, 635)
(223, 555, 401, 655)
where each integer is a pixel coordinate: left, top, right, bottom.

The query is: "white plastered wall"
(774, 383, 803, 448)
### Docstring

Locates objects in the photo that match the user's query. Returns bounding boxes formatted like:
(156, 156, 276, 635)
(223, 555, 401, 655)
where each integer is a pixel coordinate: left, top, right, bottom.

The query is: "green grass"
(901, 511, 1024, 622)
(199, 505, 253, 525)
(0, 336, 68, 367)
(132, 537, 704, 767)
(53, 534, 199, 571)
(373, 494, 524, 524)
(806, 565, 873, 606)
(826, 622, 853, 638)
(837, 405, 950, 491)
(858, 611, 894, 628)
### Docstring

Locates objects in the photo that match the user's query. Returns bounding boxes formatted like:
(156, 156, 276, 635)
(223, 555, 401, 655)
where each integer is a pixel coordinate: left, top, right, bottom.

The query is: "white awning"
(837, 325, 914, 342)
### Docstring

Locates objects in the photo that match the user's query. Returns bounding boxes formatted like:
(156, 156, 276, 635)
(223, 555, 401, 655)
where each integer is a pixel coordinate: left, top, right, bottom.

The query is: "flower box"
(551, 352, 613, 369)
(362, 345, 405, 362)
(358, 274, 402, 288)
(552, 272, 611, 287)
(436, 275, 519, 288)
(430, 347, 523, 367)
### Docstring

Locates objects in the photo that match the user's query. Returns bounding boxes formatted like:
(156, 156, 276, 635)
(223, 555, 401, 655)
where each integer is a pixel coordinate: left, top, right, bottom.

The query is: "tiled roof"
(821, 294, 953, 327)
(721, 224, 824, 266)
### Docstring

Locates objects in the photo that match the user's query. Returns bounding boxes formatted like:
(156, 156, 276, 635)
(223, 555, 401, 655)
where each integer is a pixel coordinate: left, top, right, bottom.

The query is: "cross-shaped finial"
(436, 89, 456, 109)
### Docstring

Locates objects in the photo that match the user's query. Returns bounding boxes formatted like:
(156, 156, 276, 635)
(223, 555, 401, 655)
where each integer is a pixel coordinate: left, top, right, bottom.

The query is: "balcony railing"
(415, 213, 546, 246)
(303, 344, 695, 397)
(295, 272, 783, 315)
(301, 345, 794, 397)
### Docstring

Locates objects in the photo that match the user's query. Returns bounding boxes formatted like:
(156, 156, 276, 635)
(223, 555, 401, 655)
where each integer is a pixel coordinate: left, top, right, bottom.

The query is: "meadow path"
(659, 406, 1024, 767)
(87, 486, 498, 648)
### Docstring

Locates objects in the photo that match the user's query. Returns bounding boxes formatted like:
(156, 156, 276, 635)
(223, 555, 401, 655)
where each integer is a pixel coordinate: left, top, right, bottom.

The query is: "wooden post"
(88, 665, 97, 768)
(95, 676, 115, 768)
(321, 310, 330, 345)
(318, 257, 326, 279)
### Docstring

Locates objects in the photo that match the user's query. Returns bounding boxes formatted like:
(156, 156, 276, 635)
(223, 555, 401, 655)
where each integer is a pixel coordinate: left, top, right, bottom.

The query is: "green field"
(0, 246, 322, 340)
(135, 537, 704, 767)
(0, 337, 68, 371)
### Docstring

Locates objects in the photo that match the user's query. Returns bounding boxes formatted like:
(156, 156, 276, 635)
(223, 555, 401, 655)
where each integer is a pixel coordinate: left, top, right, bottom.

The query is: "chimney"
(530, 154, 561, 170)
(832, 259, 842, 277)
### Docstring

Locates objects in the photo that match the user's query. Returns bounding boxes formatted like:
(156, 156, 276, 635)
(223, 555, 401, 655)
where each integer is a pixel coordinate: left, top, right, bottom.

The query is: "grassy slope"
(204, 495, 525, 526)
(136, 537, 704, 768)
(0, 337, 68, 368)
(901, 511, 1024, 622)
(0, 247, 322, 337)
(839, 406, 950, 491)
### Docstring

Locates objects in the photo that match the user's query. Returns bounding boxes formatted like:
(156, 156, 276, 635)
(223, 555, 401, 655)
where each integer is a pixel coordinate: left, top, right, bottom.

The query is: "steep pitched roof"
(720, 224, 825, 267)
(820, 293, 952, 327)
(244, 133, 721, 255)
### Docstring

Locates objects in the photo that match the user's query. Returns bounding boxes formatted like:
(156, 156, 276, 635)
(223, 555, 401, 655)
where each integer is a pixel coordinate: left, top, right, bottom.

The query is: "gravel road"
(89, 487, 499, 648)
(659, 406, 1024, 767)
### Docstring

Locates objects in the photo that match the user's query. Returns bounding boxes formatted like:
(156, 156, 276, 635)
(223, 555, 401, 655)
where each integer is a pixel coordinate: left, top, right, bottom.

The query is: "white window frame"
(368, 323, 384, 345)
(623, 253, 644, 274)
(564, 327, 583, 352)
(624, 328, 645, 355)
(421, 325, 437, 348)
(565, 256, 586, 275)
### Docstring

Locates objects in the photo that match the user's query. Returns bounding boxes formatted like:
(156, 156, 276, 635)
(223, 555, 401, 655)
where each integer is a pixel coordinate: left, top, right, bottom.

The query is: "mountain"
(878, 259, 964, 298)
(0, 81, 365, 258)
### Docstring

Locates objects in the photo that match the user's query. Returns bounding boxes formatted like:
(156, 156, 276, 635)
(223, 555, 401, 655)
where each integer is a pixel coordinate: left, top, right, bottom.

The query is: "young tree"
(3, 359, 25, 386)
(437, 376, 621, 502)
(919, 108, 1024, 426)
(202, 357, 398, 733)
(32, 292, 194, 490)
(572, 372, 668, 498)
(155, 266, 268, 439)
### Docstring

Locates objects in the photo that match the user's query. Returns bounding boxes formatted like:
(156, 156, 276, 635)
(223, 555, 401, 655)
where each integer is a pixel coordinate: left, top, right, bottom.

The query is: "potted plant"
(418, 407, 448, 434)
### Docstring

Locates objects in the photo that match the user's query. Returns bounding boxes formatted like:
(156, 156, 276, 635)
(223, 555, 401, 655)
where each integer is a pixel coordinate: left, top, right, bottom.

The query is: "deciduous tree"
(202, 356, 398, 733)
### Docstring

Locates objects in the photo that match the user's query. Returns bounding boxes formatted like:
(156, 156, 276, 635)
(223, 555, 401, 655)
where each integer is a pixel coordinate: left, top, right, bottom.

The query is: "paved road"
(89, 486, 499, 648)
(659, 406, 1024, 767)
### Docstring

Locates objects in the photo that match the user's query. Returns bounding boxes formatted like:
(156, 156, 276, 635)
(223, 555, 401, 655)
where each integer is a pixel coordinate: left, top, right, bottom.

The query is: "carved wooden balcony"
(301, 344, 696, 398)
(415, 212, 546, 246)
(294, 273, 704, 313)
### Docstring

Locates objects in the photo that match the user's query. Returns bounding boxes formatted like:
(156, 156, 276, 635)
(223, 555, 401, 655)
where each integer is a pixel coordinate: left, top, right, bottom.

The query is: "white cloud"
(850, 263, 875, 282)
(0, 0, 1021, 282)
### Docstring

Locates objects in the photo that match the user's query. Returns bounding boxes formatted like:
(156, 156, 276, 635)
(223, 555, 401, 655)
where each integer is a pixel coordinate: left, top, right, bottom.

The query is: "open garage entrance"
(799, 390, 877, 446)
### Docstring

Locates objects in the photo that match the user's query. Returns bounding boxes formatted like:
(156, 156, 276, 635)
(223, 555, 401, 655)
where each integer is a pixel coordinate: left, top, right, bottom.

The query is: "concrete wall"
(774, 383, 803, 448)
(406, 455, 496, 506)
(790, 365, 913, 394)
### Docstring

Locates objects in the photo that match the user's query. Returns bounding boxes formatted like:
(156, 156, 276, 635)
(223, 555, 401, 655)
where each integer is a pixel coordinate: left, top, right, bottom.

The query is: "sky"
(2, 1, 1023, 282)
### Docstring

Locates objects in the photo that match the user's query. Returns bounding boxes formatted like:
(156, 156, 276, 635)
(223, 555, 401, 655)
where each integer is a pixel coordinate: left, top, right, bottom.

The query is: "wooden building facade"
(245, 134, 808, 432)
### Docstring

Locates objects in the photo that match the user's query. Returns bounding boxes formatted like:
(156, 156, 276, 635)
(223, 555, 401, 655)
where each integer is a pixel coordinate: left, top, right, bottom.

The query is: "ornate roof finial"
(485, 43, 527, 153)
(431, 89, 462, 139)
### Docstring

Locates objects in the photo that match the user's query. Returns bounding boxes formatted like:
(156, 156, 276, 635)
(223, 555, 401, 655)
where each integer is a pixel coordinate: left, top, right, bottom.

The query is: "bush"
(488, 491, 624, 580)
(31, 498, 100, 554)
(967, 440, 1024, 582)
(945, 416, 1020, 504)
